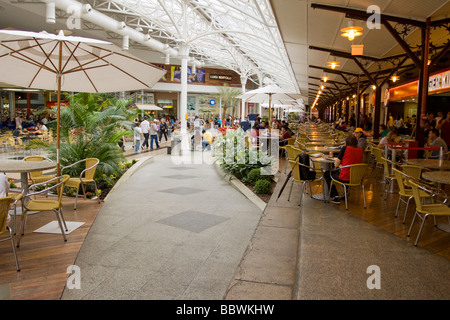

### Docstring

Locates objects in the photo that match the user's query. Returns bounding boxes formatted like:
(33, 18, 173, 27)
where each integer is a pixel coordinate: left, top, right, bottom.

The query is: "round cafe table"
(306, 146, 341, 155)
(422, 170, 450, 233)
(0, 160, 57, 195)
(404, 159, 450, 170)
(309, 155, 336, 201)
(0, 160, 57, 226)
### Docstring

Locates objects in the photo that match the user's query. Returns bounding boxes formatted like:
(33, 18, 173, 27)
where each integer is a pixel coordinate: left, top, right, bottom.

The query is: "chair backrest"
(408, 179, 425, 213)
(285, 145, 296, 162)
(349, 163, 368, 185)
(289, 160, 301, 182)
(24, 156, 46, 179)
(58, 175, 70, 203)
(0, 196, 13, 235)
(372, 147, 383, 163)
(287, 137, 295, 146)
(83, 158, 99, 180)
(401, 165, 423, 179)
(7, 137, 15, 147)
(380, 157, 391, 177)
(393, 168, 407, 195)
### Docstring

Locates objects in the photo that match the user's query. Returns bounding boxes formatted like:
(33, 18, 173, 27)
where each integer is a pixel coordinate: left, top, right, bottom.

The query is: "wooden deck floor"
(0, 196, 102, 300)
(0, 159, 449, 300)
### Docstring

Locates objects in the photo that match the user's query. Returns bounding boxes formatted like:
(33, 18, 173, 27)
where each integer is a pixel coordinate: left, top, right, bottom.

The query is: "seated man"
(353, 127, 367, 150)
(202, 129, 213, 150)
(427, 128, 448, 158)
(12, 128, 23, 138)
(324, 135, 363, 204)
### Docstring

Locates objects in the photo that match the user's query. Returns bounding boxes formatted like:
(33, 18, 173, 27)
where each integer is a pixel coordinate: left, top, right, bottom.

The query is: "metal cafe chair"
(0, 196, 20, 271)
(17, 175, 70, 247)
(407, 179, 450, 246)
(329, 163, 368, 210)
(392, 168, 432, 224)
(62, 158, 101, 210)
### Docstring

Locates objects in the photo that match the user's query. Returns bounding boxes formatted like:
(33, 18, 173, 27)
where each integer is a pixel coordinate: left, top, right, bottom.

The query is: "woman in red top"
(279, 126, 292, 146)
(324, 135, 363, 204)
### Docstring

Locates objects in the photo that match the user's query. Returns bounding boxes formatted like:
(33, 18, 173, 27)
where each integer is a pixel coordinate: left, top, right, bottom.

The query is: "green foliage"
(244, 168, 273, 186)
(217, 83, 241, 120)
(25, 139, 51, 150)
(46, 93, 136, 179)
(213, 128, 273, 179)
(254, 179, 272, 194)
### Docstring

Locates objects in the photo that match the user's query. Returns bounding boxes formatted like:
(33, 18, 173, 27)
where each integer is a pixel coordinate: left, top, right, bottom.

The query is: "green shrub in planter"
(254, 179, 272, 194)
(245, 168, 274, 186)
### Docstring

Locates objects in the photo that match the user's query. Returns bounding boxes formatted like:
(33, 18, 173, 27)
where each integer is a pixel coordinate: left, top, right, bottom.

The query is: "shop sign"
(209, 74, 232, 81)
(428, 70, 450, 93)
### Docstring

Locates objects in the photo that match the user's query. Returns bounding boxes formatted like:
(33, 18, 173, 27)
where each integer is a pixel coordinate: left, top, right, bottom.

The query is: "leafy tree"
(49, 93, 134, 178)
(217, 84, 240, 124)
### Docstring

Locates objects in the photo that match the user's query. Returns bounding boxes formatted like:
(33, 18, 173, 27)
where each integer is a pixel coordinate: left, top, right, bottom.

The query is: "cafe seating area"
(0, 121, 448, 300)
(280, 121, 450, 252)
(0, 129, 53, 160)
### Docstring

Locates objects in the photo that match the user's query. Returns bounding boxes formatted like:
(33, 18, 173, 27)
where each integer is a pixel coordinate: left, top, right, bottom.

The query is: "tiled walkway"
(61, 153, 263, 299)
(60, 147, 450, 300)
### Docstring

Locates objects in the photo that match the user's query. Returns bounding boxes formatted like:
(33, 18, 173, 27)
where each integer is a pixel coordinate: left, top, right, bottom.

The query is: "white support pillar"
(179, 44, 189, 135)
(240, 76, 247, 120)
(179, 43, 191, 155)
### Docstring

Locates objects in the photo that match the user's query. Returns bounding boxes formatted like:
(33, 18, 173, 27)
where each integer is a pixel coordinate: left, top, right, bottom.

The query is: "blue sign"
(210, 99, 215, 105)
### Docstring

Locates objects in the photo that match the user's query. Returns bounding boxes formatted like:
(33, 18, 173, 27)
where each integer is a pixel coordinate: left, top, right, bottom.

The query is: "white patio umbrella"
(0, 29, 166, 174)
(236, 84, 306, 126)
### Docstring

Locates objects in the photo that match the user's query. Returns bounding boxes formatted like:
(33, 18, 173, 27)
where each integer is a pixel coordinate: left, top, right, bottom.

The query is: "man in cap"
(354, 127, 367, 150)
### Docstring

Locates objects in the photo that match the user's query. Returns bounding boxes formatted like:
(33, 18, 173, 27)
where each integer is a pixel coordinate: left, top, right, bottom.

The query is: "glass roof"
(89, 0, 299, 92)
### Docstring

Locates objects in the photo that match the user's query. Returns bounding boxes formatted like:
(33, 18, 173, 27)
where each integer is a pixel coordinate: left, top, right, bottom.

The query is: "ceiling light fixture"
(327, 57, 340, 70)
(390, 75, 400, 82)
(341, 21, 363, 41)
(322, 75, 328, 82)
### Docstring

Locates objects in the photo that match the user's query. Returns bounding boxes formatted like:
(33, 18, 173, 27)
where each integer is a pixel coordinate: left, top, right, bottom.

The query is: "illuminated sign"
(428, 70, 450, 93)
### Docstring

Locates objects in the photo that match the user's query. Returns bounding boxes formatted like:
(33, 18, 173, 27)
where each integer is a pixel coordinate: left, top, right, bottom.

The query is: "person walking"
(150, 120, 160, 150)
(140, 116, 150, 150)
(133, 121, 143, 152)
(158, 118, 169, 143)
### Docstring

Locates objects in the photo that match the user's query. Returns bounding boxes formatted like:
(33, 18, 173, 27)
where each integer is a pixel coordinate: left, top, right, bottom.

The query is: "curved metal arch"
(83, 0, 298, 91)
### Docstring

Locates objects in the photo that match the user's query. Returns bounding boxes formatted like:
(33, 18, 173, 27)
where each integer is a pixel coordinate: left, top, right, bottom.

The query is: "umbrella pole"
(268, 94, 272, 129)
(56, 41, 62, 176)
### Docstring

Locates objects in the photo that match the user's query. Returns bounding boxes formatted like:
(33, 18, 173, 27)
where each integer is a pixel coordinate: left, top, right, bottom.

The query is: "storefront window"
(198, 95, 219, 120)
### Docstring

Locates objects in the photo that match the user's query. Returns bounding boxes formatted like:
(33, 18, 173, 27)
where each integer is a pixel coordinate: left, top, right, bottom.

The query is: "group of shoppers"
(133, 116, 171, 152)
